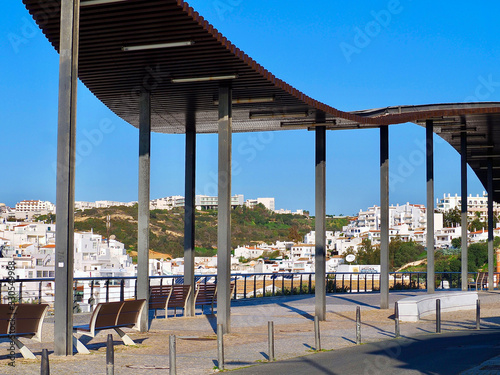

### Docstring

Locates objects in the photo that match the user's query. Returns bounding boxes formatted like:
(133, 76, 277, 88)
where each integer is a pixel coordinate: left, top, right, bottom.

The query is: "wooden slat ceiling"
(22, 0, 500, 199)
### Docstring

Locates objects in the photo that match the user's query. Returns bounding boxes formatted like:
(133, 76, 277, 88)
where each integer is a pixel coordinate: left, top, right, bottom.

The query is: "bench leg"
(11, 337, 36, 360)
(72, 335, 91, 354)
(114, 328, 135, 346)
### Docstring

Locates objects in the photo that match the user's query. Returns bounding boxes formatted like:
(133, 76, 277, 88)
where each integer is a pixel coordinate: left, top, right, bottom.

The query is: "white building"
(195, 194, 244, 210)
(245, 198, 275, 211)
(150, 195, 185, 210)
(303, 230, 336, 251)
(234, 246, 266, 260)
(355, 203, 426, 231)
(436, 192, 500, 222)
(15, 200, 55, 220)
(290, 244, 315, 261)
(75, 200, 136, 211)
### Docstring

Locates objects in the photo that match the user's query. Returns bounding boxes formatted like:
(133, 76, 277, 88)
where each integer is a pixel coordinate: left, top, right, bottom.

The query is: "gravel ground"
(0, 290, 499, 374)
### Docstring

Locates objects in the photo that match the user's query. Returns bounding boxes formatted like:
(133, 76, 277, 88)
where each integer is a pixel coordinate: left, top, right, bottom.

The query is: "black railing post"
(436, 299, 441, 333)
(254, 275, 257, 298)
(263, 275, 266, 297)
(349, 274, 352, 293)
(272, 276, 275, 296)
(282, 274, 285, 296)
(233, 277, 237, 300)
(19, 282, 23, 303)
(299, 274, 303, 294)
(134, 278, 137, 299)
(244, 276, 247, 299)
(308, 274, 312, 294)
(342, 274, 345, 290)
(357, 274, 360, 293)
(291, 275, 294, 295)
(106, 279, 110, 303)
(120, 279, 125, 302)
(39, 281, 42, 304)
(476, 299, 481, 330)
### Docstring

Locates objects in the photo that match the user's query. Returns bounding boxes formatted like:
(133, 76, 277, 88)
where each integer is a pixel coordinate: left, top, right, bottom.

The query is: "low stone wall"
(398, 291, 478, 322)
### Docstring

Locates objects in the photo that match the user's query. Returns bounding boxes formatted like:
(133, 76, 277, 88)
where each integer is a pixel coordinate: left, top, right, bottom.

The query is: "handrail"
(0, 271, 493, 314)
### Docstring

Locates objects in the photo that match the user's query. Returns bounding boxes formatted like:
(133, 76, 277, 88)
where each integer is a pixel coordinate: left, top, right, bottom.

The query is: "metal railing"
(0, 271, 493, 314)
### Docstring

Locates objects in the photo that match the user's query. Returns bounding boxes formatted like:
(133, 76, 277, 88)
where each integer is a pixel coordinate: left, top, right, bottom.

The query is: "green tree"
(287, 226, 302, 243)
(443, 207, 461, 228)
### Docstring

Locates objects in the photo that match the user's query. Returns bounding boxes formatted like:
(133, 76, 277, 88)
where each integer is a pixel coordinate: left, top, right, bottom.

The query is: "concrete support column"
(137, 90, 151, 332)
(184, 111, 196, 316)
(426, 120, 435, 293)
(217, 85, 232, 333)
(461, 129, 468, 291)
(380, 126, 389, 309)
(488, 159, 494, 290)
(54, 0, 80, 356)
(315, 114, 326, 321)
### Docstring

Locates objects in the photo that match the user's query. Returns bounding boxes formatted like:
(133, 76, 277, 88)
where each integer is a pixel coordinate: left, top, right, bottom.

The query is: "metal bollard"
(41, 348, 49, 375)
(106, 334, 114, 375)
(476, 299, 481, 330)
(395, 302, 400, 338)
(268, 321, 275, 361)
(356, 306, 361, 345)
(217, 323, 224, 370)
(314, 316, 321, 351)
(436, 299, 441, 334)
(169, 334, 176, 375)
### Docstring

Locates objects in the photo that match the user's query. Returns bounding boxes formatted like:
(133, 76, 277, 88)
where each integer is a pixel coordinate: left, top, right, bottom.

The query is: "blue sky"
(1, 0, 499, 215)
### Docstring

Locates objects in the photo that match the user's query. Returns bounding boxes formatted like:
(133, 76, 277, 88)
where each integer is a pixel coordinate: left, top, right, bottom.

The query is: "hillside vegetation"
(61, 204, 349, 259)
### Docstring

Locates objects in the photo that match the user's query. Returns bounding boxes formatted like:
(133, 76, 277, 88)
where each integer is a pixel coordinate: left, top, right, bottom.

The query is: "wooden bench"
(194, 283, 217, 314)
(470, 272, 488, 290)
(0, 303, 49, 359)
(149, 284, 191, 318)
(73, 299, 145, 354)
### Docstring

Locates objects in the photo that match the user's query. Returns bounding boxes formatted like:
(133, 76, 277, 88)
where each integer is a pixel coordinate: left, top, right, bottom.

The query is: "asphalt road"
(230, 330, 500, 375)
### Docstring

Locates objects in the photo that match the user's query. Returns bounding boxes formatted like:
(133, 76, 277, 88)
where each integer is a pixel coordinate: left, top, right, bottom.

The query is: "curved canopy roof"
(22, 0, 500, 199)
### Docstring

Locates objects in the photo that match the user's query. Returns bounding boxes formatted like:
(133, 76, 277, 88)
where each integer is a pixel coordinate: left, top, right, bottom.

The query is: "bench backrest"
(149, 285, 172, 309)
(167, 285, 191, 308)
(0, 304, 48, 340)
(91, 300, 145, 332)
(195, 284, 217, 305)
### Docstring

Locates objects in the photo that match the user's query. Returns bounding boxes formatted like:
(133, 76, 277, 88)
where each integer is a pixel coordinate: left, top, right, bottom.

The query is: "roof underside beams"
(22, 0, 500, 201)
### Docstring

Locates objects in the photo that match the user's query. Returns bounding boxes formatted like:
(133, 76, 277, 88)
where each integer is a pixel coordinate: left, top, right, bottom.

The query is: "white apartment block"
(234, 246, 266, 259)
(150, 195, 185, 210)
(0, 222, 56, 248)
(75, 200, 136, 211)
(436, 193, 500, 222)
(245, 197, 275, 211)
(195, 194, 244, 210)
(15, 200, 55, 220)
(355, 203, 426, 231)
(303, 230, 336, 250)
(290, 244, 315, 261)
(274, 208, 305, 215)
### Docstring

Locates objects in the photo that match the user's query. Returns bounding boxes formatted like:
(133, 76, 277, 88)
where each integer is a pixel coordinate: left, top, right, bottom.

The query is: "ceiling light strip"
(81, 0, 128, 6)
(171, 74, 238, 83)
(122, 41, 194, 51)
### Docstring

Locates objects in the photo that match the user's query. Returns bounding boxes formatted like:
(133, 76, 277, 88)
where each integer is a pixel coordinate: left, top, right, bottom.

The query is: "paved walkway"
(1, 290, 500, 374)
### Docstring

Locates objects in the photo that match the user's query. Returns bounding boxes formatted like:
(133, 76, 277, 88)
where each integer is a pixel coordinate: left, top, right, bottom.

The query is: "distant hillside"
(56, 204, 350, 259)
